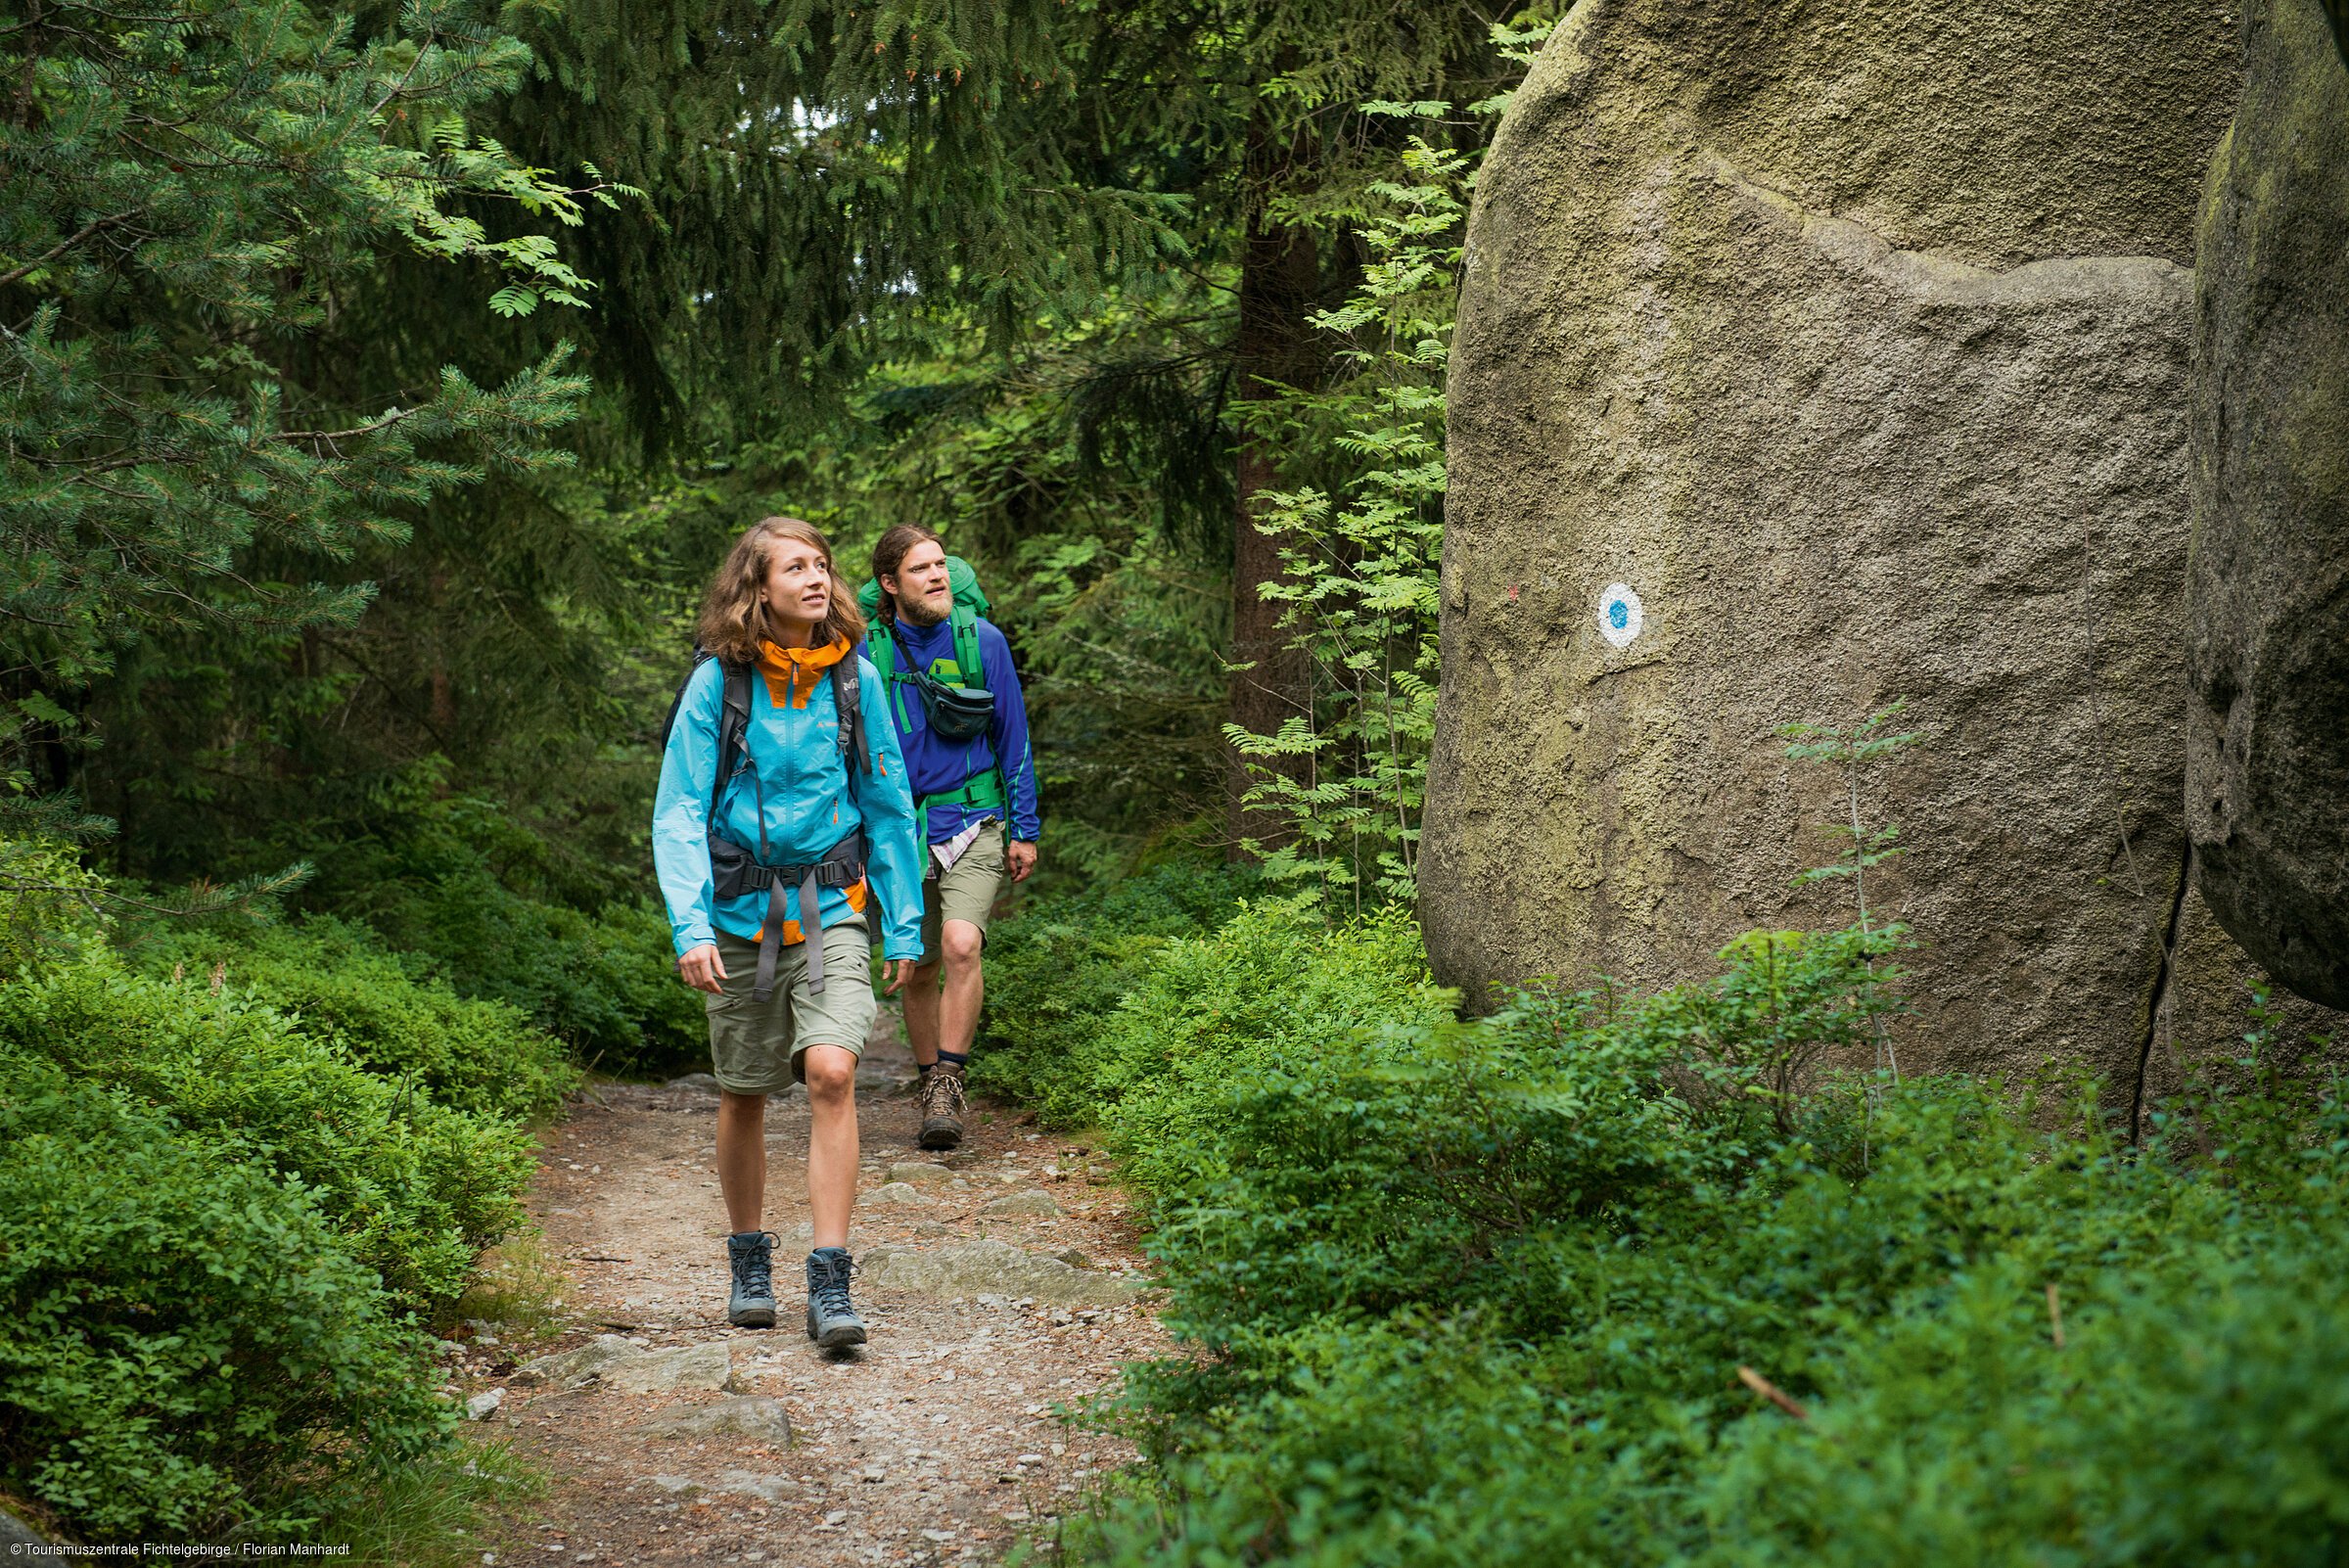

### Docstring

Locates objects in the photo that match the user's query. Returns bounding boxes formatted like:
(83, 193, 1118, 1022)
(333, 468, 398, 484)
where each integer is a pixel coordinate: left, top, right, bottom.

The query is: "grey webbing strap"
(749, 865, 844, 1001)
(754, 878, 788, 1003)
(799, 866, 827, 994)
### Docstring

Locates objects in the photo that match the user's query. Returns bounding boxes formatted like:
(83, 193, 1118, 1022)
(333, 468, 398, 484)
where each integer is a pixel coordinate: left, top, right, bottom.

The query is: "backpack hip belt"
(710, 828, 867, 1000)
(915, 771, 1006, 853)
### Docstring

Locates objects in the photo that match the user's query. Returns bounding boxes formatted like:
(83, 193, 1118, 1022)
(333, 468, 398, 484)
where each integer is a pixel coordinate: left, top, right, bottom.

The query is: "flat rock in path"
(886, 1162, 956, 1186)
(865, 1180, 932, 1205)
(513, 1334, 640, 1388)
(858, 1239, 1138, 1306)
(633, 1395, 794, 1443)
(980, 1190, 1063, 1220)
(715, 1469, 802, 1503)
(514, 1335, 742, 1395)
(666, 1073, 722, 1094)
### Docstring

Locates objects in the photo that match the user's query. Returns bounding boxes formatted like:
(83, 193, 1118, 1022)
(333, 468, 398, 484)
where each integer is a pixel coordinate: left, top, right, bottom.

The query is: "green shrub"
(359, 876, 704, 1076)
(993, 896, 2349, 1568)
(134, 915, 579, 1122)
(0, 960, 532, 1310)
(299, 783, 704, 1075)
(0, 1066, 455, 1542)
(1693, 1237, 2349, 1568)
(1074, 900, 1456, 1206)
(974, 863, 1262, 1124)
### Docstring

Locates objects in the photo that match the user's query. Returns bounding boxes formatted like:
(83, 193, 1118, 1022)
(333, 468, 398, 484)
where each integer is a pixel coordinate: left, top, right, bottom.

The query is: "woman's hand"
(881, 958, 916, 996)
(678, 943, 728, 995)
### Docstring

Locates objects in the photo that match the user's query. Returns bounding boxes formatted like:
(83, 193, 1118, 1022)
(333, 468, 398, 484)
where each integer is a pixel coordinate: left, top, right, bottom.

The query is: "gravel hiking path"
(449, 1010, 1168, 1567)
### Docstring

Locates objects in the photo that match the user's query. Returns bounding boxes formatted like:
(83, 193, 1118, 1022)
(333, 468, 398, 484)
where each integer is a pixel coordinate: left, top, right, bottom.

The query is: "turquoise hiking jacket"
(652, 653, 925, 961)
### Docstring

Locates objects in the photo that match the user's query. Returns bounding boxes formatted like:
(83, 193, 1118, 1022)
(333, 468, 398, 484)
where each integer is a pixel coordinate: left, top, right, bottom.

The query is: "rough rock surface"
(865, 1179, 933, 1205)
(858, 1240, 1140, 1306)
(0, 1506, 47, 1547)
(2186, 0, 2349, 1008)
(515, 1335, 741, 1395)
(631, 1395, 795, 1443)
(981, 1191, 1065, 1220)
(1423, 0, 2343, 1090)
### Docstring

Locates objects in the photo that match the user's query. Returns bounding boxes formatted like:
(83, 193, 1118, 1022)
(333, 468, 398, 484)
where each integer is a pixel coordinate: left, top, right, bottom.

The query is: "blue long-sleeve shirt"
(651, 651, 926, 960)
(861, 615, 1041, 845)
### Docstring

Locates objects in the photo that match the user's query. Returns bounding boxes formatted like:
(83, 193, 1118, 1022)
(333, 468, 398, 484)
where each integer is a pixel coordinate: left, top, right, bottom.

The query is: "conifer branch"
(0, 209, 142, 290)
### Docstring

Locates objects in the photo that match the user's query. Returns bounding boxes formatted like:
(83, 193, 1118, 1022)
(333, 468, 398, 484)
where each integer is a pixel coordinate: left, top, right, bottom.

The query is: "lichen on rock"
(2186, 0, 2349, 1010)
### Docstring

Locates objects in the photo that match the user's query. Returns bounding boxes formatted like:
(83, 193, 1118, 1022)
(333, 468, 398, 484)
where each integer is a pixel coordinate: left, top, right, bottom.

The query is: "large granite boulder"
(2186, 0, 2349, 1009)
(1424, 0, 2343, 1092)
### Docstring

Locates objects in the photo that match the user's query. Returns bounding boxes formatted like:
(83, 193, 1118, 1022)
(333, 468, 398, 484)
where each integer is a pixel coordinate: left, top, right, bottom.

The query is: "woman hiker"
(652, 515, 925, 1347)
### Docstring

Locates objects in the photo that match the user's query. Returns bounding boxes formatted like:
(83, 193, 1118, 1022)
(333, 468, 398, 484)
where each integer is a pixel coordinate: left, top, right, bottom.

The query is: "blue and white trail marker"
(1597, 583, 1644, 649)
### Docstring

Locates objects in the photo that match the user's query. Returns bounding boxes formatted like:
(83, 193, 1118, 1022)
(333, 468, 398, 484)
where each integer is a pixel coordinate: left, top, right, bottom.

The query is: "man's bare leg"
(903, 955, 944, 1068)
(936, 918, 986, 1058)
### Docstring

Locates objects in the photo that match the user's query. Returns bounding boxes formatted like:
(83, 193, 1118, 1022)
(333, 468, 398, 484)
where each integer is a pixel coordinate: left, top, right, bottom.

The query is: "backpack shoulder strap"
(833, 651, 869, 784)
(950, 606, 984, 690)
(714, 660, 753, 817)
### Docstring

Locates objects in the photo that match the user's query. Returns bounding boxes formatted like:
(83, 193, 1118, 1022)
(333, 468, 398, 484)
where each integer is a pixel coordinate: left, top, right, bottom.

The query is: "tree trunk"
(1225, 103, 1321, 855)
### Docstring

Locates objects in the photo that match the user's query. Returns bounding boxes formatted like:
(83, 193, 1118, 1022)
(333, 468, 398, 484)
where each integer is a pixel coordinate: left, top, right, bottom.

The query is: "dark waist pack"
(905, 667, 995, 741)
(710, 828, 866, 1001)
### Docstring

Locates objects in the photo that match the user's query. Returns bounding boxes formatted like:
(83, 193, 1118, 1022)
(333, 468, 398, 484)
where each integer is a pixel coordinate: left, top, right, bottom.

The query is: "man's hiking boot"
(726, 1230, 779, 1328)
(806, 1247, 867, 1349)
(918, 1070, 967, 1151)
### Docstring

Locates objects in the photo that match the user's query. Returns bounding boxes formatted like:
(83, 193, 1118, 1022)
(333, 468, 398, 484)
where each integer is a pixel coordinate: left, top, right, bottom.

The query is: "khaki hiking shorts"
(705, 922, 873, 1094)
(920, 821, 1008, 961)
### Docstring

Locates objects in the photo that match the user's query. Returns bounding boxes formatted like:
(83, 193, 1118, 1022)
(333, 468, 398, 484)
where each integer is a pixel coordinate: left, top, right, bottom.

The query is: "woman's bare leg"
(715, 1089, 766, 1232)
(802, 1044, 860, 1249)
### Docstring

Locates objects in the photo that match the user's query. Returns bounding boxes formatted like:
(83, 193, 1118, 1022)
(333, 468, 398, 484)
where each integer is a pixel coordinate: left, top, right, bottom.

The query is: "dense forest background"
(7, 0, 1545, 1000)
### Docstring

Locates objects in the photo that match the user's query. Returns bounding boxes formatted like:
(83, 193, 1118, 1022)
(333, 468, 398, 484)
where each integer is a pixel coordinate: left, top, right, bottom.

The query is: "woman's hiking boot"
(806, 1247, 867, 1349)
(725, 1230, 779, 1328)
(917, 1069, 967, 1151)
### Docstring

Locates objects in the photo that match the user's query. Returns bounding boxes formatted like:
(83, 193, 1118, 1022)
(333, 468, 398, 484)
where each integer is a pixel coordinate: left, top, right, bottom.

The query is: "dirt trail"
(457, 1012, 1167, 1566)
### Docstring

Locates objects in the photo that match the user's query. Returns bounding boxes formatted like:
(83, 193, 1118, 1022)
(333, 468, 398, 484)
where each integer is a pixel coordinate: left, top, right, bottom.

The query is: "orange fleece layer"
(750, 636, 866, 946)
(757, 635, 851, 710)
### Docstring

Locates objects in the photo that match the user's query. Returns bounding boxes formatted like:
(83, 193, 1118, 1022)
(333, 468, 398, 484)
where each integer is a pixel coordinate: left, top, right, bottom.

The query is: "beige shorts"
(705, 922, 872, 1093)
(920, 822, 1007, 961)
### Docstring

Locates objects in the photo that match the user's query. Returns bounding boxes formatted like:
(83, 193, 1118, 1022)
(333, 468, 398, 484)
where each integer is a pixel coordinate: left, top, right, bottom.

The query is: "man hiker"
(654, 516, 925, 1345)
(862, 525, 1040, 1150)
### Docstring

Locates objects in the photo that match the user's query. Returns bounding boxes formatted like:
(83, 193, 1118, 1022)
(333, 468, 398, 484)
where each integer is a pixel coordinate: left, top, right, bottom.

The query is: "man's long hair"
(868, 524, 944, 626)
(697, 516, 866, 662)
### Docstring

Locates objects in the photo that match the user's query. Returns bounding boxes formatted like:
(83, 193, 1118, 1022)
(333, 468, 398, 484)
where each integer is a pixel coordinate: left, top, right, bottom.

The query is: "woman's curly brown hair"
(696, 515, 867, 664)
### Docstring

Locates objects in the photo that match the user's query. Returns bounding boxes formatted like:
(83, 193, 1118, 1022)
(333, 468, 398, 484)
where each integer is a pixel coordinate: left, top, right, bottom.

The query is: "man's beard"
(898, 594, 949, 627)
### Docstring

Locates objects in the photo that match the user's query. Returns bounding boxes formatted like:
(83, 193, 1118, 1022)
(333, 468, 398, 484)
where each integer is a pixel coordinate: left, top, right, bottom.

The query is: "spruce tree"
(0, 0, 618, 830)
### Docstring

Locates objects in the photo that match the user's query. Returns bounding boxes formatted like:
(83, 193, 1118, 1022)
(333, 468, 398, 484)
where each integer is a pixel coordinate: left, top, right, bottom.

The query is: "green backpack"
(857, 555, 1008, 827)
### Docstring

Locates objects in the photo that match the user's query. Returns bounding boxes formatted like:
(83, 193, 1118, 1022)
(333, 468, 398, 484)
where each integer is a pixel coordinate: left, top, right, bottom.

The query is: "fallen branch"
(1737, 1365, 1810, 1421)
(2047, 1282, 2065, 1350)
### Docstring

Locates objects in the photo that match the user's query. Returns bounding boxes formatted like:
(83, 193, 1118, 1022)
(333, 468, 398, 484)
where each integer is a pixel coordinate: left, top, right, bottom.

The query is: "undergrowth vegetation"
(982, 878, 2349, 1567)
(0, 866, 563, 1547)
